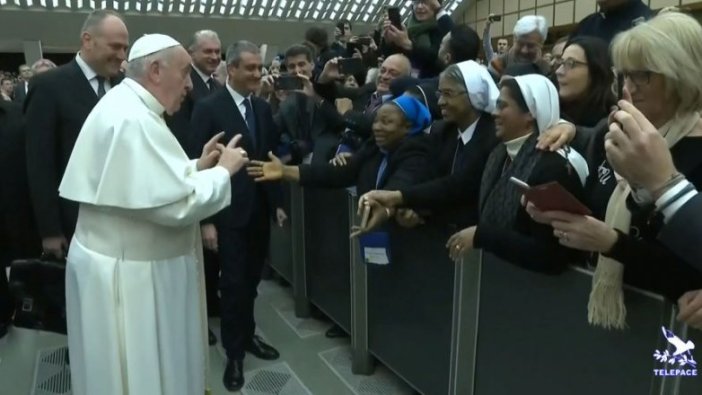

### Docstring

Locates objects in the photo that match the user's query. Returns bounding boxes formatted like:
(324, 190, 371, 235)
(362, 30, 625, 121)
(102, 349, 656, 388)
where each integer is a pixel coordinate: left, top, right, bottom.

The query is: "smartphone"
(387, 7, 403, 29)
(488, 14, 502, 22)
(510, 177, 592, 216)
(274, 75, 303, 91)
(338, 58, 365, 75)
(357, 36, 372, 46)
(616, 72, 624, 100)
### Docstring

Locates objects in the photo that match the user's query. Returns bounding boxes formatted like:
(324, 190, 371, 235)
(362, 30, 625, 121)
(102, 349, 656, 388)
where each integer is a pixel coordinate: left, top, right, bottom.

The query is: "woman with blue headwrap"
(247, 96, 433, 229)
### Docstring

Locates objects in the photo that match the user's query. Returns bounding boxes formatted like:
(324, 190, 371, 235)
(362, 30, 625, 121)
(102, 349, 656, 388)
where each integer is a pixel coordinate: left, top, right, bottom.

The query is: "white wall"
(0, 8, 375, 55)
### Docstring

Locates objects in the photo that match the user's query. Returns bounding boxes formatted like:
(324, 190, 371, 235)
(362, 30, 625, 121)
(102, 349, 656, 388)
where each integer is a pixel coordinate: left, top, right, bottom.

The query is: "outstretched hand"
(350, 198, 393, 238)
(247, 151, 284, 182)
(217, 134, 249, 176)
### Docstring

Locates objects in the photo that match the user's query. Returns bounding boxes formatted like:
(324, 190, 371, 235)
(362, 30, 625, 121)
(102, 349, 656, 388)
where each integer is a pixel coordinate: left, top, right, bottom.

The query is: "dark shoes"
(208, 328, 217, 346)
(223, 359, 244, 392)
(245, 335, 280, 360)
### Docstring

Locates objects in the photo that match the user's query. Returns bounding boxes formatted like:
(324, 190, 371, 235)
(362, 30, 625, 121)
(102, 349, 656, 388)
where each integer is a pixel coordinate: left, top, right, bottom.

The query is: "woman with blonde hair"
(528, 12, 702, 329)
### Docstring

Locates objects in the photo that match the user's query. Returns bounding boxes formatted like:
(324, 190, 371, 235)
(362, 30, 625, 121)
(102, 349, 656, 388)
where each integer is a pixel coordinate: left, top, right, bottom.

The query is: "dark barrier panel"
(303, 187, 352, 331)
(366, 222, 456, 394)
(269, 183, 293, 282)
(675, 326, 702, 394)
(475, 252, 669, 395)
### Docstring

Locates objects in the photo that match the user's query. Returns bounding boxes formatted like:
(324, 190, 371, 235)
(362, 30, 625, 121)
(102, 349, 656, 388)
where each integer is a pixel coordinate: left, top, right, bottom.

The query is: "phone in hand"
(274, 75, 304, 91)
(338, 58, 365, 75)
(357, 36, 372, 46)
(616, 72, 624, 101)
(488, 14, 502, 22)
(509, 177, 592, 216)
(387, 7, 403, 29)
(360, 203, 371, 229)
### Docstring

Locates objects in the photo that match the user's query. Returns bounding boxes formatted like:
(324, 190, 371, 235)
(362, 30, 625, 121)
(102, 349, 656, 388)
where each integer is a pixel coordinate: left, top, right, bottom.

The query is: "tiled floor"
(0, 278, 412, 395)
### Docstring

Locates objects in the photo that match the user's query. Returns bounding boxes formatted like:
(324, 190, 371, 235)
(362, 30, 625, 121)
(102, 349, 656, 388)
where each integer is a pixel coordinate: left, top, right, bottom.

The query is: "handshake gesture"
(197, 132, 250, 176)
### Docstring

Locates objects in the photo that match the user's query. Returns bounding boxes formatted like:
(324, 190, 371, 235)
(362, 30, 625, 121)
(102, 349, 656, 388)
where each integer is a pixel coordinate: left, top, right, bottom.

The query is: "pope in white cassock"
(58, 34, 249, 395)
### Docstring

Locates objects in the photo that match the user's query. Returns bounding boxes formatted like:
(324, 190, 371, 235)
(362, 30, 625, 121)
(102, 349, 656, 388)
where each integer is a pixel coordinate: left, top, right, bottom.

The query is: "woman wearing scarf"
(247, 96, 433, 211)
(526, 12, 702, 329)
(381, 0, 453, 78)
(445, 74, 588, 274)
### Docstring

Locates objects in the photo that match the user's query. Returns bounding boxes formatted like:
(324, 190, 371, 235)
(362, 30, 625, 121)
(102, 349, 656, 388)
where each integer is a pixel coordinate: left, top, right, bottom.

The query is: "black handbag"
(8, 254, 67, 334)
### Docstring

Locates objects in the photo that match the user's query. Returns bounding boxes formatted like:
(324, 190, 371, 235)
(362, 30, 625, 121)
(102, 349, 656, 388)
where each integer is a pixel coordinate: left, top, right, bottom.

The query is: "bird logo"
(653, 326, 697, 369)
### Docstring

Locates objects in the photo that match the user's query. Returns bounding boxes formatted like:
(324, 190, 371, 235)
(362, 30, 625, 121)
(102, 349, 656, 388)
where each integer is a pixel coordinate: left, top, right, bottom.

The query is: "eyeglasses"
(555, 58, 588, 70)
(436, 90, 467, 99)
(620, 70, 652, 87)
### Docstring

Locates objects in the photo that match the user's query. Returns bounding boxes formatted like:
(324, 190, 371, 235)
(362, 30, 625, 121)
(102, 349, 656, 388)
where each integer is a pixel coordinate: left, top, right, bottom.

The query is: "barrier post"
(290, 184, 311, 318)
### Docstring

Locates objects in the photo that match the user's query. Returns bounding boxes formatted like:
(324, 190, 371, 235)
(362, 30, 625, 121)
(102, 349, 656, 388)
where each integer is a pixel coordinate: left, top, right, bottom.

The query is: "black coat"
(23, 59, 122, 239)
(0, 101, 40, 260)
(299, 134, 432, 196)
(165, 67, 222, 157)
(571, 0, 652, 43)
(12, 81, 28, 104)
(191, 87, 282, 229)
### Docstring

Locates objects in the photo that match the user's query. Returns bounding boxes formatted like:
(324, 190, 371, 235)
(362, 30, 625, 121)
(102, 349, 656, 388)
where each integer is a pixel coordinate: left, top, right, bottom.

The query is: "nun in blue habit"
(247, 95, 435, 209)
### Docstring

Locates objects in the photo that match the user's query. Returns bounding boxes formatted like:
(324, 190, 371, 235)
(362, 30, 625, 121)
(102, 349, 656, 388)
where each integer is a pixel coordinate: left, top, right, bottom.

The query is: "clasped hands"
(196, 132, 250, 176)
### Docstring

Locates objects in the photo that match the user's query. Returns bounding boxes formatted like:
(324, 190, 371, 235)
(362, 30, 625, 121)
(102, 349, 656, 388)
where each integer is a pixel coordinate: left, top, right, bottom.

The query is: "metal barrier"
(269, 187, 702, 394)
(268, 183, 293, 283)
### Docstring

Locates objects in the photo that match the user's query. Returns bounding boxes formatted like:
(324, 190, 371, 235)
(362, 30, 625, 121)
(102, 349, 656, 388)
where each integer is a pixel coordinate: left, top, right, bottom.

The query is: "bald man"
(24, 9, 129, 259)
(317, 53, 412, 149)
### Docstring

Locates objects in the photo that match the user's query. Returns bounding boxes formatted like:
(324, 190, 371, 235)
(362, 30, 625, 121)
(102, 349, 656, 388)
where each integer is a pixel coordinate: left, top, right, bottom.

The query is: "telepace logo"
(653, 327, 697, 377)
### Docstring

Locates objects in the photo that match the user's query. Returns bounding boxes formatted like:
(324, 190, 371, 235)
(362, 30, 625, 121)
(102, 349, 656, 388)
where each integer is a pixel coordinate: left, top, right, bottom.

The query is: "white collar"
(192, 64, 212, 85)
(121, 78, 165, 115)
(504, 133, 532, 161)
(226, 82, 248, 106)
(75, 52, 99, 82)
(457, 117, 480, 145)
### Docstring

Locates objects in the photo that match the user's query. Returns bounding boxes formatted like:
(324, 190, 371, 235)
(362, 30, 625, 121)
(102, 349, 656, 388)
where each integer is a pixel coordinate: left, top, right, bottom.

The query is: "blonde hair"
(611, 12, 702, 114)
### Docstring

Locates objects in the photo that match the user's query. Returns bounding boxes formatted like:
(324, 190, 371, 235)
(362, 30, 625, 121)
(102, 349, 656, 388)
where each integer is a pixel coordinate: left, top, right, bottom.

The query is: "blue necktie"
(376, 153, 388, 188)
(243, 97, 257, 149)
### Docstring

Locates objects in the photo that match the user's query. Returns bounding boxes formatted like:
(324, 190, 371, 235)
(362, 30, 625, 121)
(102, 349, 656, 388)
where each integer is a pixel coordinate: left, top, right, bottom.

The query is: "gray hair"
(225, 41, 260, 67)
(440, 64, 466, 90)
(125, 47, 179, 80)
(31, 58, 57, 71)
(81, 9, 124, 36)
(513, 15, 548, 41)
(187, 30, 221, 53)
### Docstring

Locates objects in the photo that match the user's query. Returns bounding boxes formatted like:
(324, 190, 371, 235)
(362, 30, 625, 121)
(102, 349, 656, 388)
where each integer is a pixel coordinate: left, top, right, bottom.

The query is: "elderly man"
(58, 34, 249, 395)
(488, 15, 551, 79)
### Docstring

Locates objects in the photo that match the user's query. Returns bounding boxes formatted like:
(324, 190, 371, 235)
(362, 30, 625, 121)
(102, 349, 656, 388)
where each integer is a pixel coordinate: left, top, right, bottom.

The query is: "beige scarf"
(588, 111, 701, 330)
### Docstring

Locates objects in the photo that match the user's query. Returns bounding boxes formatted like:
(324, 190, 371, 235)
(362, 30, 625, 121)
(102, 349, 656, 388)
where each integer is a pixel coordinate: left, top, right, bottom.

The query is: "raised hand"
(217, 134, 249, 176)
(247, 151, 284, 182)
(197, 131, 225, 171)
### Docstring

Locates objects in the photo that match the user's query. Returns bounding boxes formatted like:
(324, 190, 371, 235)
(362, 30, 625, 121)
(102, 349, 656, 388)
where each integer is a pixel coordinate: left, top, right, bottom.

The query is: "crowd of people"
(1, 0, 702, 394)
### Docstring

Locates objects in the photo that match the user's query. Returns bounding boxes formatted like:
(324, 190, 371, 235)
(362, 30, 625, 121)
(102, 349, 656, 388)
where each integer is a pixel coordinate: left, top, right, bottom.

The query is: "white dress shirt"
(457, 117, 480, 145)
(75, 52, 111, 95)
(225, 83, 251, 127)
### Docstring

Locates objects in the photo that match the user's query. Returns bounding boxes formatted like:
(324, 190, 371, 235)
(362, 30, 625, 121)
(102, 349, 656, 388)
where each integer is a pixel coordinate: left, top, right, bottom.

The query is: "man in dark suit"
(166, 29, 222, 155)
(191, 41, 286, 392)
(24, 9, 128, 259)
(165, 29, 223, 346)
(13, 64, 32, 103)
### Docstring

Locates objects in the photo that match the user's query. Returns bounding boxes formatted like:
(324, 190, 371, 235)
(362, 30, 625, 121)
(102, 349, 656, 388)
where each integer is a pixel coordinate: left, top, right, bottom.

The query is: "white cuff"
(655, 179, 697, 223)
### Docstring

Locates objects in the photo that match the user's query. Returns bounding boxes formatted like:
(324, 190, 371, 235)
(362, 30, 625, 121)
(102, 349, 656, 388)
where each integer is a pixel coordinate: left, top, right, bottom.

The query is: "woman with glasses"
(527, 12, 702, 329)
(555, 36, 616, 128)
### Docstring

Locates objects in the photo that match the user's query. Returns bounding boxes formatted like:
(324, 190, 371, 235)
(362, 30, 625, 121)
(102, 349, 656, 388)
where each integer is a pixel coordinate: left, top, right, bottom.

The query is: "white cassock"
(59, 78, 231, 395)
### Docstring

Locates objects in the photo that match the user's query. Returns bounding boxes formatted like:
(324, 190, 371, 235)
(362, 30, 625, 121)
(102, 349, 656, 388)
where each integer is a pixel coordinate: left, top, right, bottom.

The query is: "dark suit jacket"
(12, 81, 28, 104)
(660, 193, 702, 272)
(166, 67, 221, 157)
(418, 115, 496, 228)
(298, 134, 432, 196)
(0, 101, 40, 259)
(315, 81, 378, 140)
(401, 114, 499, 223)
(191, 87, 282, 229)
(23, 59, 122, 239)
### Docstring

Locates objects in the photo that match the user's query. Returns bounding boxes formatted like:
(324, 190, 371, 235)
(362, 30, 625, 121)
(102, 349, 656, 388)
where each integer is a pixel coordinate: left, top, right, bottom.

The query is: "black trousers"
(218, 204, 270, 360)
(203, 250, 220, 317)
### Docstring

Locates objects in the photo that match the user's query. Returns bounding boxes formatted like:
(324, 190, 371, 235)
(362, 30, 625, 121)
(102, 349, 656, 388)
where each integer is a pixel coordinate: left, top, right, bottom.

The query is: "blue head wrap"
(390, 95, 432, 135)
